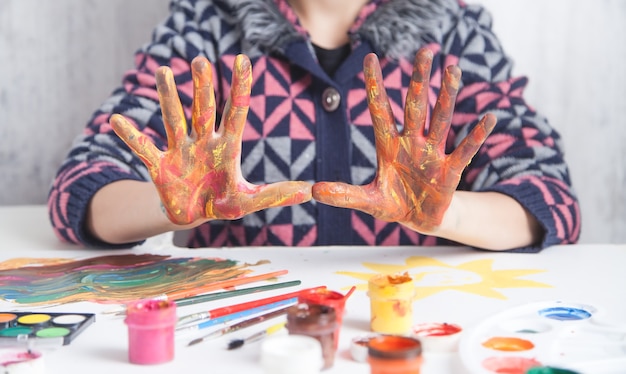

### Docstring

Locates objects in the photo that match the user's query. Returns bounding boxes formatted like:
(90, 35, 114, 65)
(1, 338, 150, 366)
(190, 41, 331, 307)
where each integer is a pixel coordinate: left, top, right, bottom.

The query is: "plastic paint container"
(124, 299, 177, 365)
(298, 288, 350, 350)
(368, 272, 415, 334)
(260, 334, 323, 374)
(286, 303, 337, 370)
(367, 335, 423, 374)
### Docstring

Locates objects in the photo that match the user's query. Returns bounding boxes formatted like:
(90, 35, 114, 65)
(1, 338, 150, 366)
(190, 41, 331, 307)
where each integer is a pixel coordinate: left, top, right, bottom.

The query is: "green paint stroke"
(0, 254, 249, 305)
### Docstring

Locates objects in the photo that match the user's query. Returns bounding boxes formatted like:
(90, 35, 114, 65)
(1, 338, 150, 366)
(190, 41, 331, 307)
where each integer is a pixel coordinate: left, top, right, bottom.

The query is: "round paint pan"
(35, 327, 71, 339)
(51, 314, 87, 328)
(0, 313, 18, 328)
(16, 314, 51, 327)
(0, 326, 33, 337)
(537, 306, 592, 321)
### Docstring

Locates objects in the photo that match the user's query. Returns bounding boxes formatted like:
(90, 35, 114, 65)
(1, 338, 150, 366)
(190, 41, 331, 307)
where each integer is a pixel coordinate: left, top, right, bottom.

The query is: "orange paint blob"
(482, 336, 535, 351)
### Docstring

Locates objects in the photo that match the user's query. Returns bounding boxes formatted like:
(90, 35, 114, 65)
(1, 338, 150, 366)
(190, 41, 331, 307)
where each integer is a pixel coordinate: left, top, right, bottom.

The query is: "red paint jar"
(367, 335, 423, 374)
(298, 288, 351, 350)
(124, 299, 177, 365)
(286, 303, 337, 370)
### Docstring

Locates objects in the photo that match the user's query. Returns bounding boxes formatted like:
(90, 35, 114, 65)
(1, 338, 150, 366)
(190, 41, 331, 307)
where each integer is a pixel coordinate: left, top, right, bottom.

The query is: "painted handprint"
(111, 55, 312, 225)
(312, 48, 496, 233)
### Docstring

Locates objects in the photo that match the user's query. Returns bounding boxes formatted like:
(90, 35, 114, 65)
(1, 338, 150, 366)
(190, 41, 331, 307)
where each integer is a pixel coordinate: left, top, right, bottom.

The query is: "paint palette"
(0, 311, 95, 346)
(459, 301, 626, 374)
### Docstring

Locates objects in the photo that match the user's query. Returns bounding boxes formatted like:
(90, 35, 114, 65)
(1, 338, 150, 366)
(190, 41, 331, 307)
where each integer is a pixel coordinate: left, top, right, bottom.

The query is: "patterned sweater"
(48, 0, 581, 252)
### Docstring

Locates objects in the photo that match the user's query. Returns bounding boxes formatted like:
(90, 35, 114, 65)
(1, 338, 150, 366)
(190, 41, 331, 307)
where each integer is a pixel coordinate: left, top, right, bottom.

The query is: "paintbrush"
(187, 304, 291, 347)
(106, 280, 303, 316)
(103, 273, 295, 316)
(176, 297, 296, 334)
(175, 280, 301, 308)
(227, 321, 286, 350)
(177, 285, 326, 327)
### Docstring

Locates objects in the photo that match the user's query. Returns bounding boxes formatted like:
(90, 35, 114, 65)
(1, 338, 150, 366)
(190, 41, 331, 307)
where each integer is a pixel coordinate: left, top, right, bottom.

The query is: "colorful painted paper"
(0, 254, 254, 305)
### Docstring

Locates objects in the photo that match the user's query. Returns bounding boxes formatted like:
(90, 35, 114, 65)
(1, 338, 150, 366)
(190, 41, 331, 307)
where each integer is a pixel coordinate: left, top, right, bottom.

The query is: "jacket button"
(321, 87, 341, 112)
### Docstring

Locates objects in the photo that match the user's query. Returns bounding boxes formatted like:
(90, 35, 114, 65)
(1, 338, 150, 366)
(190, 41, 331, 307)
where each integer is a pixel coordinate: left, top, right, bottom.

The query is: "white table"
(1, 205, 625, 374)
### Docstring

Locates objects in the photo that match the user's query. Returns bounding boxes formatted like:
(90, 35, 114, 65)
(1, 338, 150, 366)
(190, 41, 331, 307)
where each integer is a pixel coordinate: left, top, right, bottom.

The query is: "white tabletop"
(0, 205, 624, 374)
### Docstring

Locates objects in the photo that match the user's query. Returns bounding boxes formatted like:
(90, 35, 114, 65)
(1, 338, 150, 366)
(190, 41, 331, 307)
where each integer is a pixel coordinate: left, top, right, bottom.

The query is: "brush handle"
(178, 285, 325, 327)
(246, 322, 286, 344)
(175, 280, 302, 308)
(177, 298, 296, 333)
(189, 305, 291, 346)
(223, 305, 290, 335)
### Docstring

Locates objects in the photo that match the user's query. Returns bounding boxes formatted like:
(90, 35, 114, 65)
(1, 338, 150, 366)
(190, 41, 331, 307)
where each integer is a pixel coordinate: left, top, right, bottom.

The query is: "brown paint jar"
(286, 303, 337, 370)
(367, 335, 423, 374)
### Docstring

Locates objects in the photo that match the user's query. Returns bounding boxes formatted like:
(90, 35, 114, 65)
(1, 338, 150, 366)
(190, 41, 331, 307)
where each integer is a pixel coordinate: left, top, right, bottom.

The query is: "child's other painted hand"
(110, 55, 312, 226)
(312, 48, 496, 234)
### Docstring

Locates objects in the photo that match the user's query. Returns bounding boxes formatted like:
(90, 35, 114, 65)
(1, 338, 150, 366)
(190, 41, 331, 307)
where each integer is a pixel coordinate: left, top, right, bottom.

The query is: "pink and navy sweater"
(48, 0, 581, 252)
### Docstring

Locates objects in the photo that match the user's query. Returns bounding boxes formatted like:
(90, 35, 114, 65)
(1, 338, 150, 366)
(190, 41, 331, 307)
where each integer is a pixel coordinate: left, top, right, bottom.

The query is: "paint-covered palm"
(312, 48, 496, 233)
(111, 55, 312, 225)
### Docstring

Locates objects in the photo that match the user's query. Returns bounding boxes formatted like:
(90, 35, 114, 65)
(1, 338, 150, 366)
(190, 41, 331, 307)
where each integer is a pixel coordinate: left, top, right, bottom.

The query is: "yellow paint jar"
(368, 272, 415, 334)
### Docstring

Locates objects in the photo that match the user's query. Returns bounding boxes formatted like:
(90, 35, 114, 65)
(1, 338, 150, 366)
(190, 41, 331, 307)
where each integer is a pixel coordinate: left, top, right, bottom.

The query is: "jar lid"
(260, 335, 323, 372)
(367, 335, 422, 360)
(125, 299, 177, 325)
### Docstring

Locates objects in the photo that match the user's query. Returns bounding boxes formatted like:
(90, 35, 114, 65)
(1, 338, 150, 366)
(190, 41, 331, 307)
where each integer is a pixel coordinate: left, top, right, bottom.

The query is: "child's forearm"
(430, 191, 543, 251)
(86, 180, 189, 245)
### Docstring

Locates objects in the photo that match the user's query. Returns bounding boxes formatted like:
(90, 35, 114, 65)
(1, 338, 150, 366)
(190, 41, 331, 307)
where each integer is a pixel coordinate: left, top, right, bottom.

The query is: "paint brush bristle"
(187, 307, 289, 347)
(226, 321, 286, 350)
(227, 339, 245, 350)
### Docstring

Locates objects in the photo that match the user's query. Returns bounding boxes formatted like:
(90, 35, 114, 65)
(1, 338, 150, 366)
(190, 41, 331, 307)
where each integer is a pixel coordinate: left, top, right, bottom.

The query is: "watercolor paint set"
(0, 311, 95, 346)
(458, 300, 626, 374)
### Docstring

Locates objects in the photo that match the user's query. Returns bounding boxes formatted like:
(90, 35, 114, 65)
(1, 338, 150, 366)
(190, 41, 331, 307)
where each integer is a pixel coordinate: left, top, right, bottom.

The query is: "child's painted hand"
(312, 48, 496, 233)
(111, 55, 312, 225)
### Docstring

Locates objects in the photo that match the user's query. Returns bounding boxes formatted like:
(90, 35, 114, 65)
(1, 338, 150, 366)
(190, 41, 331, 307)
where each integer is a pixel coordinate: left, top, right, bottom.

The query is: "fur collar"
(229, 0, 459, 60)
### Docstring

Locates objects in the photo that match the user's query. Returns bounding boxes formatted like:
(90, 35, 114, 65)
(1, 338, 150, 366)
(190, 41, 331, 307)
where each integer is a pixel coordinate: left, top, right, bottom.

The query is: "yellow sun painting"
(337, 256, 551, 300)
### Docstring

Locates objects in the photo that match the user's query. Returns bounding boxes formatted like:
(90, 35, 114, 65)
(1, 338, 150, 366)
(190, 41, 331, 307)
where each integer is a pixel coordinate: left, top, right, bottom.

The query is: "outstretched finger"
(220, 54, 252, 143)
(241, 181, 313, 214)
(364, 53, 399, 160)
(428, 65, 461, 146)
(312, 181, 377, 214)
(449, 113, 497, 171)
(190, 56, 216, 139)
(156, 66, 188, 150)
(110, 114, 160, 169)
(404, 48, 433, 137)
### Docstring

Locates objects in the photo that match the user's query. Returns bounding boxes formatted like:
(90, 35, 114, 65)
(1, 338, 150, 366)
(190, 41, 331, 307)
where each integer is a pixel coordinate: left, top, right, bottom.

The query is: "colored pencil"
(176, 297, 296, 334)
(187, 305, 291, 346)
(227, 321, 286, 350)
(177, 285, 326, 327)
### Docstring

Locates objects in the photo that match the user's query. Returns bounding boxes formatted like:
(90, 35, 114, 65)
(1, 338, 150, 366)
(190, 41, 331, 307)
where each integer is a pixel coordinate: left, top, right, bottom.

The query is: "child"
(48, 0, 580, 252)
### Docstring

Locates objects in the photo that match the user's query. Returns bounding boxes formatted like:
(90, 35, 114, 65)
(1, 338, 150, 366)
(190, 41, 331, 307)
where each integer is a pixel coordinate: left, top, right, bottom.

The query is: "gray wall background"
(1, 1, 624, 244)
